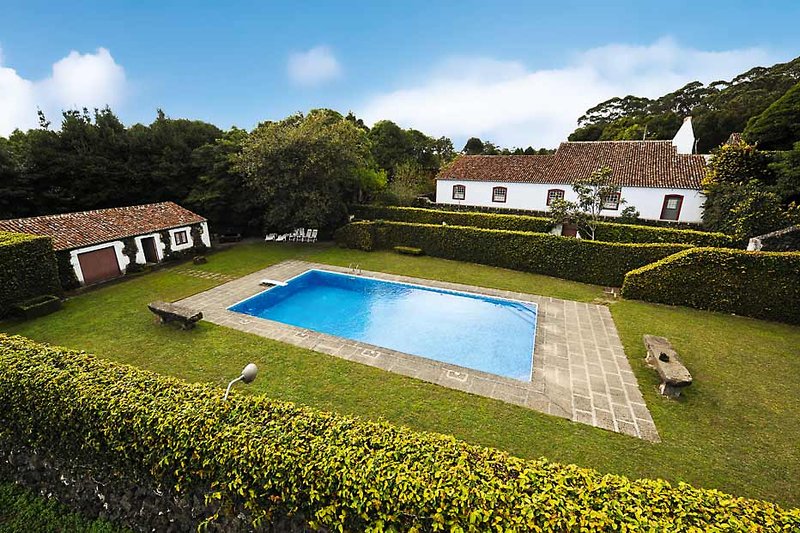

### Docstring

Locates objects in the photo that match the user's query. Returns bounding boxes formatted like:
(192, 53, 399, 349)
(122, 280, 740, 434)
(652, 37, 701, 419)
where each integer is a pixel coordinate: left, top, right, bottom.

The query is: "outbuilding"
(0, 202, 211, 286)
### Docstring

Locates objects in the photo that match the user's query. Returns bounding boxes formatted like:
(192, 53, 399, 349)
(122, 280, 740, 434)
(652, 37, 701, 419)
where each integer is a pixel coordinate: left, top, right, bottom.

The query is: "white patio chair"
(264, 233, 277, 242)
(307, 229, 318, 242)
(295, 228, 306, 242)
(276, 234, 287, 242)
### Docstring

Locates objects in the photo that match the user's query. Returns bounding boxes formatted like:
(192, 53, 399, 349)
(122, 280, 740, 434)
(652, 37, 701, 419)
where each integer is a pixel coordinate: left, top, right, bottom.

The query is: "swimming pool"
(229, 270, 537, 381)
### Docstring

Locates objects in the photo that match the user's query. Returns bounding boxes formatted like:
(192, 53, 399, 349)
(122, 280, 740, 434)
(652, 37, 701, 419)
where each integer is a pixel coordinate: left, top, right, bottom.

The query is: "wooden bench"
(643, 335, 692, 399)
(148, 301, 203, 330)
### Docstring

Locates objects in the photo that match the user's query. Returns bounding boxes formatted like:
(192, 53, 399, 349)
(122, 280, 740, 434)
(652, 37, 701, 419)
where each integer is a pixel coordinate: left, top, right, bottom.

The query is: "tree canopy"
(234, 109, 375, 232)
(744, 81, 800, 150)
(569, 56, 800, 152)
(0, 107, 455, 233)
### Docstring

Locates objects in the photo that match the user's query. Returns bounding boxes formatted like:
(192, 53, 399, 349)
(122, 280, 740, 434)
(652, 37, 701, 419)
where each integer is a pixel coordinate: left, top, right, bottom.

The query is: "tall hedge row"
(0, 232, 62, 318)
(351, 205, 738, 247)
(335, 221, 690, 286)
(2, 334, 798, 531)
(622, 248, 800, 324)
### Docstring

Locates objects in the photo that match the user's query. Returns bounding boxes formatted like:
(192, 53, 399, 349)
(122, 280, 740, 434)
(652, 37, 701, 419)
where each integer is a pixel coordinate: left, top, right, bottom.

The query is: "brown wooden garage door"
(77, 246, 121, 285)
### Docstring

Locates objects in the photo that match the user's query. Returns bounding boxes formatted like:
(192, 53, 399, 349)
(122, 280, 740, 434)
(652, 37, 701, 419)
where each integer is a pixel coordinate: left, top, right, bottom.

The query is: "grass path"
(3, 242, 799, 507)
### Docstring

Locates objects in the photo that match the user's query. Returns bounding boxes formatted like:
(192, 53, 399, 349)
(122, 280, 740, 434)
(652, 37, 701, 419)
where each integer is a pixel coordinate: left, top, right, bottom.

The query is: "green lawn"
(2, 242, 799, 509)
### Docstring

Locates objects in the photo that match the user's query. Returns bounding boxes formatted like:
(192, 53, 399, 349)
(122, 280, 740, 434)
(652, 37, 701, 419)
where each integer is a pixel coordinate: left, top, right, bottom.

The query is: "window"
(546, 189, 565, 206)
(492, 186, 507, 203)
(452, 184, 466, 200)
(660, 195, 684, 221)
(602, 191, 621, 210)
(173, 230, 189, 245)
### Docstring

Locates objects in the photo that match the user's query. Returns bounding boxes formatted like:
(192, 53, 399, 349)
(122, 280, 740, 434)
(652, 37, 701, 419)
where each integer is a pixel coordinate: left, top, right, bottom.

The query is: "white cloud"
(287, 45, 342, 86)
(0, 47, 126, 136)
(357, 37, 777, 148)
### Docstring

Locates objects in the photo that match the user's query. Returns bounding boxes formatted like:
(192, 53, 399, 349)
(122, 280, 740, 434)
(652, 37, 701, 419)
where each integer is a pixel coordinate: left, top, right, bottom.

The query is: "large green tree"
(744, 81, 800, 150)
(367, 120, 413, 176)
(702, 140, 796, 238)
(234, 109, 374, 232)
(185, 128, 262, 233)
(769, 141, 800, 204)
(0, 137, 22, 219)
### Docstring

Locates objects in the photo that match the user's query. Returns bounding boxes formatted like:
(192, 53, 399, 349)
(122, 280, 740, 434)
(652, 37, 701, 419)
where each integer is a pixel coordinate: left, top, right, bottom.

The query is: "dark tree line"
(462, 137, 555, 156)
(0, 108, 455, 233)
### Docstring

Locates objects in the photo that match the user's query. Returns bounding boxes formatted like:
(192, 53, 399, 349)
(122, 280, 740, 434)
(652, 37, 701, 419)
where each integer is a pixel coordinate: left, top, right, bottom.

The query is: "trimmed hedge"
(2, 334, 799, 531)
(0, 232, 62, 318)
(622, 248, 800, 324)
(335, 221, 691, 286)
(352, 205, 738, 247)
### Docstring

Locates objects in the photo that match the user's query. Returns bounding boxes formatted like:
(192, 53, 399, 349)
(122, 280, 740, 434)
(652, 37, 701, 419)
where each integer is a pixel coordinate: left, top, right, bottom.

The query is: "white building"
(436, 117, 707, 223)
(0, 202, 211, 286)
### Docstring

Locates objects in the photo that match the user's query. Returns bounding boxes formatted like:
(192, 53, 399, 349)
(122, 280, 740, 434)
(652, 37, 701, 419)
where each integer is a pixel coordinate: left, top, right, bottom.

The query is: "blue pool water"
(229, 270, 537, 381)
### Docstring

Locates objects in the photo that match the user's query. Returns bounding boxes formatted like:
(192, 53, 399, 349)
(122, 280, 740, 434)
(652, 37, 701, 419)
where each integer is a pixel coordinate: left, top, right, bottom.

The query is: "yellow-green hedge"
(0, 232, 62, 318)
(351, 205, 738, 246)
(1, 334, 798, 531)
(622, 248, 800, 324)
(335, 221, 691, 286)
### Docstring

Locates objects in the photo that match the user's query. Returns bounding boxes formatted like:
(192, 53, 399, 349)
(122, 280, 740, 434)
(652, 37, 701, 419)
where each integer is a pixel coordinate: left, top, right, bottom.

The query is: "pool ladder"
(348, 263, 362, 275)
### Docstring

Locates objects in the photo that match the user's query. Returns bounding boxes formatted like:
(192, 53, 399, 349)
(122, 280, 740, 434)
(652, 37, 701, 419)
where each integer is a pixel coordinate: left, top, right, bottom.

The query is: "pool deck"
(176, 260, 660, 442)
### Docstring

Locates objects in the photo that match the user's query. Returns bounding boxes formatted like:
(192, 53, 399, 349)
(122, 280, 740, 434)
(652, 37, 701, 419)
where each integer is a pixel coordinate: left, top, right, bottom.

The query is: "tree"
(703, 181, 794, 239)
(0, 136, 22, 219)
(769, 141, 800, 204)
(744, 81, 800, 150)
(547, 166, 621, 240)
(345, 111, 369, 132)
(367, 120, 412, 176)
(701, 139, 800, 236)
(129, 110, 223, 204)
(184, 128, 262, 234)
(702, 140, 773, 188)
(234, 109, 374, 232)
(463, 137, 484, 155)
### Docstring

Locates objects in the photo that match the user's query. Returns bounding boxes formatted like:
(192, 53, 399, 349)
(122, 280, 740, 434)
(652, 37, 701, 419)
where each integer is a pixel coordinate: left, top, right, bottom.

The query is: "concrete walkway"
(176, 260, 659, 441)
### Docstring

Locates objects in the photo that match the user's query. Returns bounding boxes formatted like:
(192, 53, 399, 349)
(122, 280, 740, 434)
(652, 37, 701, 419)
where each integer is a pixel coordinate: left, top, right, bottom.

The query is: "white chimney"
(672, 116, 695, 154)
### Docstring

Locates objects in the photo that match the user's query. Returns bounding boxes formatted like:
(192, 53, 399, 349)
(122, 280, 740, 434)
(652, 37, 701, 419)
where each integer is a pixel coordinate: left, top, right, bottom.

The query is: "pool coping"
(229, 267, 540, 382)
(175, 260, 660, 442)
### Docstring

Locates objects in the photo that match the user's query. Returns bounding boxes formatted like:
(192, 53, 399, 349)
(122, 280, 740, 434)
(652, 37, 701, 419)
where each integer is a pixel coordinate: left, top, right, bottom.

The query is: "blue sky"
(1, 0, 799, 147)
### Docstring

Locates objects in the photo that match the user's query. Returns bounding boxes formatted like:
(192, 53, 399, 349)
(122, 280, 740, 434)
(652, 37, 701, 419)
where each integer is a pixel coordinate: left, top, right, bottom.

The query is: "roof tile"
(0, 202, 206, 251)
(437, 141, 706, 189)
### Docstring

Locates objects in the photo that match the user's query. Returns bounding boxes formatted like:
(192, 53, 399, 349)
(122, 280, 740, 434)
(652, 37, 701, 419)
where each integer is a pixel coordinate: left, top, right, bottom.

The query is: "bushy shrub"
(55, 250, 81, 291)
(0, 232, 62, 318)
(351, 205, 737, 247)
(622, 247, 800, 324)
(335, 221, 690, 286)
(2, 334, 798, 532)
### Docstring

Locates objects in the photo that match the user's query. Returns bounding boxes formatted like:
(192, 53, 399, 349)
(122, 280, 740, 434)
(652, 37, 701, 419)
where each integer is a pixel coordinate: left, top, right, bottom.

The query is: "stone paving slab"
(176, 260, 660, 442)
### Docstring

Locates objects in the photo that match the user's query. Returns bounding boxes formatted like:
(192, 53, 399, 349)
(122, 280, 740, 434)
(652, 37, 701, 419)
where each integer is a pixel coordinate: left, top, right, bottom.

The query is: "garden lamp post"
(223, 363, 258, 400)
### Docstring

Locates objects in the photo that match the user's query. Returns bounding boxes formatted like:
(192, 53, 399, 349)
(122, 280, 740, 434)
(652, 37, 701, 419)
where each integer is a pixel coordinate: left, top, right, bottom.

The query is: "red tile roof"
(437, 141, 707, 189)
(0, 202, 206, 251)
(437, 155, 554, 183)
